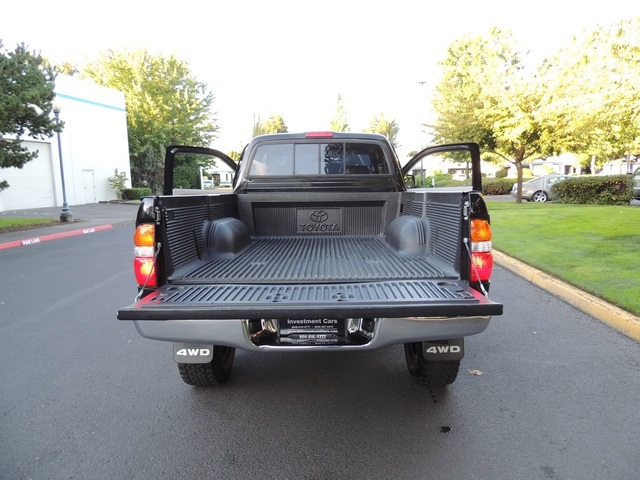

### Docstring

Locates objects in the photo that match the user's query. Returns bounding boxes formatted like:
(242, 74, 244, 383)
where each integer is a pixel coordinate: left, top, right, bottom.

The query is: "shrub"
(424, 173, 454, 187)
(483, 178, 515, 195)
(122, 187, 152, 200)
(108, 169, 128, 200)
(440, 179, 469, 187)
(495, 168, 509, 179)
(551, 175, 634, 205)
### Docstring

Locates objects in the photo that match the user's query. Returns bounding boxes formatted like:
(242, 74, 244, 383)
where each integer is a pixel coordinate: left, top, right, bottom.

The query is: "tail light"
(469, 218, 493, 283)
(134, 223, 157, 288)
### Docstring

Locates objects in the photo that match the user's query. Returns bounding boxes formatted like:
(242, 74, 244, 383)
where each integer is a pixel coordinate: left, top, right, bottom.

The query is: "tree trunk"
(515, 160, 523, 204)
(513, 147, 527, 204)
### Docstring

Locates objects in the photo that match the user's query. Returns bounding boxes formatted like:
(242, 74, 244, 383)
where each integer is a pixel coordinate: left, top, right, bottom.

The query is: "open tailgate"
(118, 280, 503, 321)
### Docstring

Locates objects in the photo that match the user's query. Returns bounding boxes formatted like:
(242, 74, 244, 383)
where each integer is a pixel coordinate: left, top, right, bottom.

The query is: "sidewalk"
(1, 201, 639, 342)
(0, 202, 139, 249)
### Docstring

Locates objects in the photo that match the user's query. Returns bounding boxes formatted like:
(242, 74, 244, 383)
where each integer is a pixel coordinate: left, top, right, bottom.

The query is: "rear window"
(249, 142, 389, 176)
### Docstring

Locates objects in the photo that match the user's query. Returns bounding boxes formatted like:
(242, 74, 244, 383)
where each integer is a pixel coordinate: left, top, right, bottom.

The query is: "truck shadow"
(176, 347, 471, 467)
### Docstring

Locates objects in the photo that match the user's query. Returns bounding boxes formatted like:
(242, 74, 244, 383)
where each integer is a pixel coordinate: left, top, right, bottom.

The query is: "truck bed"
(119, 191, 502, 321)
(175, 236, 451, 284)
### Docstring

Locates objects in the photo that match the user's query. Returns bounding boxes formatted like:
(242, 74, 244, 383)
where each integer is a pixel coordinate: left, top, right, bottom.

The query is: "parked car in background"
(511, 174, 572, 202)
(633, 168, 640, 200)
(202, 180, 213, 188)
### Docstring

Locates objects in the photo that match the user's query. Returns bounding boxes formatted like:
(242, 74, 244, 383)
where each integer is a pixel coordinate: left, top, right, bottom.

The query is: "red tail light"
(134, 257, 157, 287)
(134, 223, 157, 288)
(470, 219, 493, 282)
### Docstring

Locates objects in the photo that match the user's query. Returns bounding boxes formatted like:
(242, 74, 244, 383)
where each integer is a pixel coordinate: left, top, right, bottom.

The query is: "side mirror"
(404, 174, 416, 189)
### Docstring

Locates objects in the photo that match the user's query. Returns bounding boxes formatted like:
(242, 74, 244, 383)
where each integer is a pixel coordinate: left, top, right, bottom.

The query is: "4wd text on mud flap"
(175, 348, 211, 356)
(425, 346, 461, 354)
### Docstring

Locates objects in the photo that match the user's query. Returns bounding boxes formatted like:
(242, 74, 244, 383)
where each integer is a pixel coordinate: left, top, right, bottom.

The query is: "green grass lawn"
(0, 218, 58, 232)
(487, 202, 640, 316)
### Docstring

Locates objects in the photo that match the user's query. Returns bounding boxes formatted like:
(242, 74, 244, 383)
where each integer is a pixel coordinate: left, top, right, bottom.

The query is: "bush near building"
(122, 188, 152, 200)
(551, 175, 634, 205)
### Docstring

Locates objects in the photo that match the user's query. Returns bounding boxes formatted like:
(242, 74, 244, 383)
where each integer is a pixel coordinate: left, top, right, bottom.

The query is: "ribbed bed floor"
(177, 236, 449, 284)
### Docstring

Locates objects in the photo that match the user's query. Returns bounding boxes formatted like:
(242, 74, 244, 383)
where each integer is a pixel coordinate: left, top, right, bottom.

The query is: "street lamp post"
(53, 106, 73, 222)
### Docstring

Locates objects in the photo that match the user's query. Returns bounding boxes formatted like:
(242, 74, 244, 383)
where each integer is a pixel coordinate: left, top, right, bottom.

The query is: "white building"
(600, 157, 639, 176)
(206, 165, 235, 187)
(0, 74, 130, 212)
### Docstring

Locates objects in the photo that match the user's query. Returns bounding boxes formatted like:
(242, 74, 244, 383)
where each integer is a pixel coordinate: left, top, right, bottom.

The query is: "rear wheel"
(404, 342, 460, 386)
(178, 346, 236, 387)
(532, 190, 548, 202)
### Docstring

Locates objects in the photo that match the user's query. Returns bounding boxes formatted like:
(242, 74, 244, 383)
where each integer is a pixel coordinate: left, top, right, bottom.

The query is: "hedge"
(122, 188, 152, 200)
(421, 177, 518, 195)
(482, 178, 516, 195)
(551, 175, 634, 205)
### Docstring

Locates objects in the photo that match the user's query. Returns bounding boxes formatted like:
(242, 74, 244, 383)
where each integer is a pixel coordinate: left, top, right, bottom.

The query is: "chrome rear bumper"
(133, 315, 491, 351)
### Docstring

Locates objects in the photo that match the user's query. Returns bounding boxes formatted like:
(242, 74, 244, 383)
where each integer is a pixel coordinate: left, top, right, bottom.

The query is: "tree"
(0, 41, 61, 191)
(135, 144, 164, 192)
(430, 28, 547, 203)
(252, 114, 288, 136)
(82, 49, 218, 190)
(54, 62, 79, 76)
(330, 94, 349, 132)
(365, 113, 400, 148)
(538, 18, 640, 168)
(227, 150, 241, 162)
(107, 168, 128, 200)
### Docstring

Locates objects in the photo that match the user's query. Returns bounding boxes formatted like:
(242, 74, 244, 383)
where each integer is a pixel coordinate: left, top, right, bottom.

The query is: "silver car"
(633, 168, 640, 200)
(510, 175, 572, 202)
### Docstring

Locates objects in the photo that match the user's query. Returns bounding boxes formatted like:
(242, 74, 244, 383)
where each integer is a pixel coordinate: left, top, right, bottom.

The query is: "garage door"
(0, 140, 55, 210)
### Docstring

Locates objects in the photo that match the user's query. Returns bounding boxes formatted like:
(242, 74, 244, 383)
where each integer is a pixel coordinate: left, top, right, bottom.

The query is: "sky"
(2, 0, 638, 159)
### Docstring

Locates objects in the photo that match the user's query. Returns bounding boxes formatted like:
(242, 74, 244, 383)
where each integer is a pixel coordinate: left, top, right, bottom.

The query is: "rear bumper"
(132, 315, 492, 351)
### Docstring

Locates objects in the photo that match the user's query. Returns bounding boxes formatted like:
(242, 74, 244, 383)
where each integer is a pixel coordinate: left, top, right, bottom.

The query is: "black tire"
(178, 346, 235, 387)
(532, 190, 548, 202)
(404, 342, 460, 386)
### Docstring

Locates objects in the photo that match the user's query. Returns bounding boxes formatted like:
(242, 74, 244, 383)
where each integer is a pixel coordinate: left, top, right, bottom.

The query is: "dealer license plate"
(278, 318, 346, 344)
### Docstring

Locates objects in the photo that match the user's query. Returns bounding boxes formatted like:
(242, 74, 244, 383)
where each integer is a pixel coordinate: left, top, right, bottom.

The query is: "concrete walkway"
(0, 202, 138, 248)
(1, 201, 638, 342)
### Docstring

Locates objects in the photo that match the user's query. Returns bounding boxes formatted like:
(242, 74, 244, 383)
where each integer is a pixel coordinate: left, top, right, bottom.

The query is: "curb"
(494, 250, 640, 342)
(0, 224, 114, 251)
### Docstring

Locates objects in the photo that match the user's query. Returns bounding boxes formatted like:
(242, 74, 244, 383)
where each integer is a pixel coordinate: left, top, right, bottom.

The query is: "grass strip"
(487, 202, 640, 316)
(0, 218, 58, 232)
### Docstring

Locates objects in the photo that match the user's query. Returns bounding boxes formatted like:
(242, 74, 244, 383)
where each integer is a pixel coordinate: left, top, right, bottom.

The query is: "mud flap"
(422, 338, 464, 361)
(173, 343, 214, 364)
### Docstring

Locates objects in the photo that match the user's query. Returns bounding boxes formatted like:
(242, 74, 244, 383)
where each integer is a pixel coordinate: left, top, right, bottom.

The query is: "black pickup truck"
(118, 132, 503, 387)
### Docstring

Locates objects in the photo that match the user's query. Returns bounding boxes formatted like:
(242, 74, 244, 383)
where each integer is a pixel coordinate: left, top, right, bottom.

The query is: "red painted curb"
(0, 224, 114, 251)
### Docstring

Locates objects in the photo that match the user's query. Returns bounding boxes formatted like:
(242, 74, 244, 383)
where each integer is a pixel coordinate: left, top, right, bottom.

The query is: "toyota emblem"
(309, 210, 329, 222)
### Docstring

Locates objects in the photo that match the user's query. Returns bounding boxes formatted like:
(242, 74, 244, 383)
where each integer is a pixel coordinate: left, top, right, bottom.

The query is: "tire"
(404, 342, 460, 386)
(178, 346, 236, 387)
(532, 190, 548, 202)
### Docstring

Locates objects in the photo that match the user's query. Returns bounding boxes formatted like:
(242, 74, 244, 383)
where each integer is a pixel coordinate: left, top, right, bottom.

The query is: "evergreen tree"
(0, 41, 61, 191)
